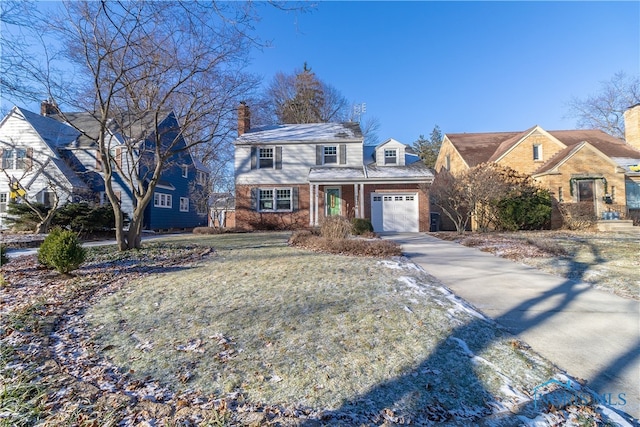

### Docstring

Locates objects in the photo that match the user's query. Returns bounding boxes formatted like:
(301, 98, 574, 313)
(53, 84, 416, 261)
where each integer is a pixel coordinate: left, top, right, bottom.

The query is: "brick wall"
(235, 184, 311, 230)
(500, 131, 564, 175)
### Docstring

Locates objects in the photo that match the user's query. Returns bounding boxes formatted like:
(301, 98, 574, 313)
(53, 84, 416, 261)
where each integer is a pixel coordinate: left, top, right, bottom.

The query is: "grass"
(85, 232, 560, 423)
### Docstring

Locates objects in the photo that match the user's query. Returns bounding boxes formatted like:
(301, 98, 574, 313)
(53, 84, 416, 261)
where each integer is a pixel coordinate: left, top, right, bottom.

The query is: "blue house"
(0, 102, 209, 230)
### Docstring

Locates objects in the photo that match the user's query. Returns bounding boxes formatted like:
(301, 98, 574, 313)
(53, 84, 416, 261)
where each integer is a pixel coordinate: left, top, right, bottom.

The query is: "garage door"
(371, 193, 419, 232)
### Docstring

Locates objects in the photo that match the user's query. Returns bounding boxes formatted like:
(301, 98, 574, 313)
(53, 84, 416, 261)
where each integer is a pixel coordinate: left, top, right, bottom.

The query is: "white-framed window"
(196, 170, 207, 185)
(445, 154, 451, 171)
(384, 149, 397, 165)
(180, 197, 189, 212)
(182, 165, 189, 178)
(154, 192, 172, 208)
(0, 193, 7, 213)
(258, 147, 274, 169)
(2, 148, 27, 170)
(258, 187, 292, 212)
(533, 144, 543, 161)
(323, 146, 337, 164)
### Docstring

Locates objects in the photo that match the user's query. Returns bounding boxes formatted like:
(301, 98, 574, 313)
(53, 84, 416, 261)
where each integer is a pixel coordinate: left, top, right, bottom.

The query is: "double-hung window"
(182, 165, 189, 178)
(196, 170, 207, 185)
(0, 193, 7, 213)
(2, 149, 26, 170)
(154, 192, 172, 208)
(384, 149, 397, 165)
(259, 147, 274, 169)
(323, 146, 337, 164)
(258, 188, 292, 212)
(179, 197, 189, 212)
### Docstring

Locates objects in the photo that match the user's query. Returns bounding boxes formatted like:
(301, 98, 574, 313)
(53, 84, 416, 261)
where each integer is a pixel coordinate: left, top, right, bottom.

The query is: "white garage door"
(371, 193, 419, 232)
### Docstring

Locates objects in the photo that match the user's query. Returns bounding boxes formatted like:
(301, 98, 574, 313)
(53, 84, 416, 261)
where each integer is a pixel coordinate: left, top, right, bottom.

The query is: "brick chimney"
(237, 102, 250, 136)
(624, 103, 640, 150)
(40, 99, 59, 116)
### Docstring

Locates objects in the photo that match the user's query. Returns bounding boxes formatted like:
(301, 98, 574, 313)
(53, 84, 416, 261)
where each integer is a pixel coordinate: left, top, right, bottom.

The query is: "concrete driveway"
(386, 233, 640, 421)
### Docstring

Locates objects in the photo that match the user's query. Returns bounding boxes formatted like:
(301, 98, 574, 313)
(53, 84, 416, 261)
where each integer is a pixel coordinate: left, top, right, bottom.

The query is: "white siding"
(235, 141, 363, 185)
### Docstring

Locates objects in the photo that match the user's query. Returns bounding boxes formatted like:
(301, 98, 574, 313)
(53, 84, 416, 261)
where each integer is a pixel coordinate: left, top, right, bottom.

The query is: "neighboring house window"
(384, 149, 397, 165)
(197, 200, 208, 215)
(154, 192, 172, 208)
(182, 165, 188, 178)
(196, 170, 207, 185)
(2, 148, 27, 170)
(258, 188, 292, 212)
(42, 191, 54, 208)
(445, 154, 451, 171)
(259, 147, 274, 169)
(0, 193, 7, 213)
(533, 144, 543, 161)
(323, 146, 337, 164)
(180, 197, 189, 212)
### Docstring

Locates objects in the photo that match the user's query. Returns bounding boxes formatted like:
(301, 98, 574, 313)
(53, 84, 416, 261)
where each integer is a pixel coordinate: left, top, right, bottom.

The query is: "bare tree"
(21, 1, 264, 250)
(566, 71, 640, 139)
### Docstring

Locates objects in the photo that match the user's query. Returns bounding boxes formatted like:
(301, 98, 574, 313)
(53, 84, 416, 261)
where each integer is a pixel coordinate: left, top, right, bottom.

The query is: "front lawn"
(1, 232, 627, 425)
(85, 233, 570, 424)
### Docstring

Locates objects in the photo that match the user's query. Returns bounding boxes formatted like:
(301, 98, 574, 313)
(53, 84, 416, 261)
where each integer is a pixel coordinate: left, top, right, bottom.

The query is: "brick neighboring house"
(233, 103, 434, 232)
(434, 104, 640, 229)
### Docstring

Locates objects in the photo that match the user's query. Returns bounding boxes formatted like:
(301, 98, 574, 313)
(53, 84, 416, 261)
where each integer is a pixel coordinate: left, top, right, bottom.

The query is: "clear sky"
(248, 1, 640, 144)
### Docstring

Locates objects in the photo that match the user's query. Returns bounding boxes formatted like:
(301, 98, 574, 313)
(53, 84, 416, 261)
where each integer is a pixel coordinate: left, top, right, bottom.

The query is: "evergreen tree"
(412, 125, 442, 168)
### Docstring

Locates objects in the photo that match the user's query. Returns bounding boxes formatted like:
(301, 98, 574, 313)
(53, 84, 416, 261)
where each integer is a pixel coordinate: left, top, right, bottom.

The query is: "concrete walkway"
(386, 233, 640, 421)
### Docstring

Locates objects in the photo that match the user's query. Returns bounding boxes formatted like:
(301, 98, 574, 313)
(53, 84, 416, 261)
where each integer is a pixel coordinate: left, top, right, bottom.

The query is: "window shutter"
(292, 187, 299, 211)
(25, 148, 33, 171)
(250, 188, 257, 211)
(339, 144, 347, 165)
(250, 147, 257, 170)
(316, 145, 323, 165)
(275, 146, 282, 170)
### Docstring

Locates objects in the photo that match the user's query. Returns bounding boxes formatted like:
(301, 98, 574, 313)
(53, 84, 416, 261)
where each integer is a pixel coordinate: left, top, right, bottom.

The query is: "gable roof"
(445, 127, 640, 172)
(15, 107, 80, 153)
(235, 122, 363, 145)
(6, 108, 89, 192)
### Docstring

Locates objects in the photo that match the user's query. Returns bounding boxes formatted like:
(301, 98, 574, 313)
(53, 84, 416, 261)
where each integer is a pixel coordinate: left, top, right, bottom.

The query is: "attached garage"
(371, 192, 419, 232)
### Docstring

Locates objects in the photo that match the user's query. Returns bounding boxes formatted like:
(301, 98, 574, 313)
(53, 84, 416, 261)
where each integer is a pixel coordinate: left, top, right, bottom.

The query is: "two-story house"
(0, 103, 210, 230)
(434, 104, 640, 229)
(234, 103, 434, 232)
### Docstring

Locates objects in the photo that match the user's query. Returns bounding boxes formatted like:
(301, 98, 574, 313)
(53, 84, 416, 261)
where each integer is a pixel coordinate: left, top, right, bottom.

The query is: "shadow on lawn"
(304, 236, 639, 425)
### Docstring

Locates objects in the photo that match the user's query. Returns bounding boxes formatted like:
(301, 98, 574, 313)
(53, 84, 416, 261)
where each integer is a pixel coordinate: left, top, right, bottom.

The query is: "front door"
(577, 180, 595, 215)
(325, 187, 341, 217)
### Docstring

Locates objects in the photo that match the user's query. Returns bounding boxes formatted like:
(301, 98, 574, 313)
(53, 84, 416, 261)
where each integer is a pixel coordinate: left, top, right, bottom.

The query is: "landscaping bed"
(431, 230, 639, 300)
(0, 232, 630, 425)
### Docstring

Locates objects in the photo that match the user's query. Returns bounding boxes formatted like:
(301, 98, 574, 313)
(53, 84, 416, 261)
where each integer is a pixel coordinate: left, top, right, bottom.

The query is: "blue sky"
(248, 1, 639, 144)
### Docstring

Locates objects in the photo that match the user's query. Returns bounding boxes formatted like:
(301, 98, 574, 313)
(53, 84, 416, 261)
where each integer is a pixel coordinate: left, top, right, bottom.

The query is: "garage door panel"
(371, 193, 418, 232)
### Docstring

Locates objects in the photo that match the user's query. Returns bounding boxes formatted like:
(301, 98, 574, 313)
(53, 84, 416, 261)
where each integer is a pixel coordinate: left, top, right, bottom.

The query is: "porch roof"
(308, 167, 364, 183)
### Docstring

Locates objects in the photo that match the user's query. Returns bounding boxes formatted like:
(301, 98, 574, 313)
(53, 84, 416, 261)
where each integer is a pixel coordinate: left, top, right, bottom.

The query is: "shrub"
(495, 190, 552, 231)
(37, 228, 86, 274)
(351, 218, 374, 235)
(289, 230, 402, 257)
(4, 201, 49, 232)
(320, 216, 352, 239)
(0, 245, 7, 266)
(558, 202, 597, 230)
(53, 202, 126, 233)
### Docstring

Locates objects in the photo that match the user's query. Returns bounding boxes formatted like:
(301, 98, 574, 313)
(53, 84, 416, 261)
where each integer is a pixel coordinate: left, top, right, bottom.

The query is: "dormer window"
(384, 149, 397, 165)
(324, 146, 337, 164)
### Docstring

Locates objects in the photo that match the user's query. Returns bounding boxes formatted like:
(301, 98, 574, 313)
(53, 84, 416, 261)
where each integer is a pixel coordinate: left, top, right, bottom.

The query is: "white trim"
(179, 196, 189, 212)
(156, 183, 176, 191)
(257, 186, 293, 212)
(154, 192, 172, 208)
